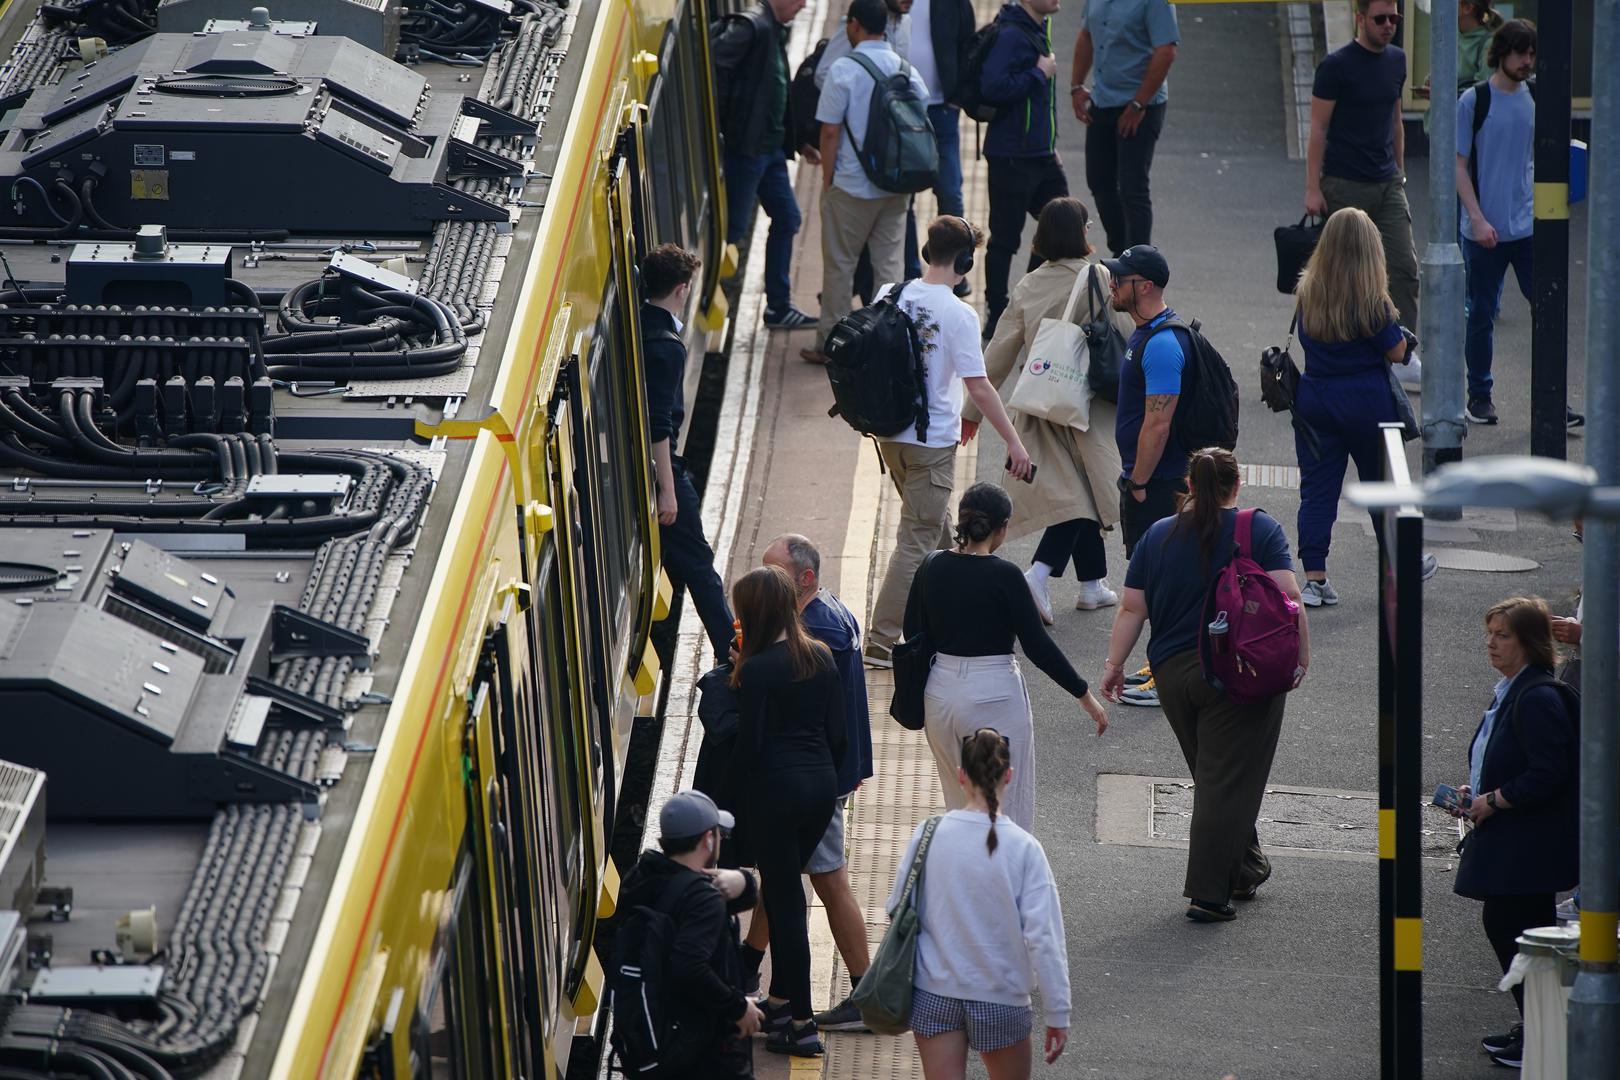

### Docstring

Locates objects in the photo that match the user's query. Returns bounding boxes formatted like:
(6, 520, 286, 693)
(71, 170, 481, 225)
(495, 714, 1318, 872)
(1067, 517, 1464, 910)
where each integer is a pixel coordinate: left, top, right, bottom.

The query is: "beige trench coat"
(965, 257, 1136, 542)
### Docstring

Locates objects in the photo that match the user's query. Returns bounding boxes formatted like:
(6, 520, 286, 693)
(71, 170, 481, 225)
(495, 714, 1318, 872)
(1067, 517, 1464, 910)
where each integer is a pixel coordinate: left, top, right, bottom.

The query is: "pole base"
(1421, 446, 1464, 521)
(1568, 968, 1620, 1079)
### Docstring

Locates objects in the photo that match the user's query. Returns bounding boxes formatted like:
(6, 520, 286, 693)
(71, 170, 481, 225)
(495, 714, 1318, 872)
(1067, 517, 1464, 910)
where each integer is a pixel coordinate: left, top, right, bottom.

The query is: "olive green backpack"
(851, 815, 942, 1035)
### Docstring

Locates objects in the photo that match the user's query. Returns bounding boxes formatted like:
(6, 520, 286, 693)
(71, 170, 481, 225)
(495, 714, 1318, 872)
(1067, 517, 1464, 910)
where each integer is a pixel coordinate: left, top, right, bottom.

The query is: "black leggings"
(1481, 893, 1556, 1015)
(746, 770, 836, 1019)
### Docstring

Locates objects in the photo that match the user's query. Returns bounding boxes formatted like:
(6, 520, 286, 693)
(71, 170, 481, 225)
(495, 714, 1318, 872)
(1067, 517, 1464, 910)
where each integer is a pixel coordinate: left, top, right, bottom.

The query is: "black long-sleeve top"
(642, 302, 686, 454)
(903, 551, 1089, 698)
(728, 641, 845, 784)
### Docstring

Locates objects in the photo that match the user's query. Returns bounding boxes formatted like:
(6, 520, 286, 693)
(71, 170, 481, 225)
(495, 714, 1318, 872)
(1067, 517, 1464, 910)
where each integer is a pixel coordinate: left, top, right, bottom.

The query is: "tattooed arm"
(1130, 393, 1178, 496)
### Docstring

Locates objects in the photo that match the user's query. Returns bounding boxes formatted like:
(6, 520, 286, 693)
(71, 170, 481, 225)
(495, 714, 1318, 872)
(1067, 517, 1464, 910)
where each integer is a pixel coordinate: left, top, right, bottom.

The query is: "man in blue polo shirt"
(1106, 244, 1187, 708)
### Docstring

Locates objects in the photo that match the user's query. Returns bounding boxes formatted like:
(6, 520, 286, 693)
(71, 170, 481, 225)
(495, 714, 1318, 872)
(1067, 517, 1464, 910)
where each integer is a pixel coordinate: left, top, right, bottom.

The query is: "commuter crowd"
(610, 0, 1589, 1076)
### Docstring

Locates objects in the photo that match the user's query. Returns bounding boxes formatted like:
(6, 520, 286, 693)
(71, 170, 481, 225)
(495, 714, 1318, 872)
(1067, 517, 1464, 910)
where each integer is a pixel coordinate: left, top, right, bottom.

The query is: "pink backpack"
(1199, 509, 1302, 705)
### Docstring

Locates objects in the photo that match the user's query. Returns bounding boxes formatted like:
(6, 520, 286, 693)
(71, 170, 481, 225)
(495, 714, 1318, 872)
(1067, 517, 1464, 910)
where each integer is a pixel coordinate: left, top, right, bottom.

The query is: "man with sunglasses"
(1303, 0, 1420, 338)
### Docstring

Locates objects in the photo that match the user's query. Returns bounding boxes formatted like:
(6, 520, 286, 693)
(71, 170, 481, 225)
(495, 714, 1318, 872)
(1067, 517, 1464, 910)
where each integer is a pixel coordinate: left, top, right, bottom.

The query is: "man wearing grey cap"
(616, 790, 764, 1076)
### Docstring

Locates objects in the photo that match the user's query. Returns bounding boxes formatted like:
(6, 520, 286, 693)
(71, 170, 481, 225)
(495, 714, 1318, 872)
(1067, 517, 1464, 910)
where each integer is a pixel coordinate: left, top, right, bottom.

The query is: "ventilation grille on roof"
(155, 75, 301, 97)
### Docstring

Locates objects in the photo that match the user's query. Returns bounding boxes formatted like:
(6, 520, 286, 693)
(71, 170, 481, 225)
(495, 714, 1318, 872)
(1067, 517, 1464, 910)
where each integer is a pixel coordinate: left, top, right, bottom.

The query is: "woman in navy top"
(1291, 207, 1423, 607)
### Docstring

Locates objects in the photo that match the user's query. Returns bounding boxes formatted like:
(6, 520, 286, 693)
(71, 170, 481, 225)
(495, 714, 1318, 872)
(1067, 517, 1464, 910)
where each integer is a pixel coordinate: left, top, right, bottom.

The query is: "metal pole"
(1570, 0, 1620, 1068)
(1530, 0, 1571, 459)
(1421, 0, 1466, 519)
(1375, 423, 1424, 1078)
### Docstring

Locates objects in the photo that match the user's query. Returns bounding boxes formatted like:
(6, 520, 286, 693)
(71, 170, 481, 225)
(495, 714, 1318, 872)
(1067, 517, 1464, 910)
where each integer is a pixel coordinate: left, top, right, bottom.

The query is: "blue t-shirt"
(1457, 82, 1534, 243)
(1115, 308, 1187, 480)
(1080, 0, 1179, 109)
(1298, 318, 1402, 379)
(801, 590, 873, 795)
(1313, 40, 1406, 183)
(1123, 509, 1294, 669)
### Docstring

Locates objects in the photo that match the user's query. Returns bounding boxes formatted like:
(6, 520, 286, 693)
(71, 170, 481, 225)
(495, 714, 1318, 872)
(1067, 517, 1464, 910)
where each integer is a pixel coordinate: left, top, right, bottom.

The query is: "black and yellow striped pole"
(1375, 423, 1423, 1079)
(1530, 0, 1571, 459)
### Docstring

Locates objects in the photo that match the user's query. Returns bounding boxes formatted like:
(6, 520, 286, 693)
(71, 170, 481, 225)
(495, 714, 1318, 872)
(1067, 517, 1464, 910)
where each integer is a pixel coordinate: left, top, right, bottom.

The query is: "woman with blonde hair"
(1291, 206, 1430, 606)
(976, 197, 1134, 623)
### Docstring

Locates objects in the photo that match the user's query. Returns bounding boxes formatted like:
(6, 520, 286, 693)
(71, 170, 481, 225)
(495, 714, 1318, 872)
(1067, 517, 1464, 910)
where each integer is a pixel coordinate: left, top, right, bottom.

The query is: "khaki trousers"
(818, 184, 909, 344)
(1321, 174, 1420, 332)
(1154, 649, 1286, 905)
(869, 440, 956, 647)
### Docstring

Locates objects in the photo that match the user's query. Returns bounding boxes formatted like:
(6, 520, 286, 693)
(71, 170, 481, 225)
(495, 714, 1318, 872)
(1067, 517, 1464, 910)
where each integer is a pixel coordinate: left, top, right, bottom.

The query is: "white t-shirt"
(887, 810, 1072, 1027)
(907, 0, 944, 105)
(873, 280, 985, 448)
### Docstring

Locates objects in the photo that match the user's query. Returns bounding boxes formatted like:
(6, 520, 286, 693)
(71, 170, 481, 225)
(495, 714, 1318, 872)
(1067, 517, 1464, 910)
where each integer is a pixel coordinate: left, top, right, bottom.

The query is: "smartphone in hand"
(1005, 456, 1037, 483)
(1432, 783, 1472, 812)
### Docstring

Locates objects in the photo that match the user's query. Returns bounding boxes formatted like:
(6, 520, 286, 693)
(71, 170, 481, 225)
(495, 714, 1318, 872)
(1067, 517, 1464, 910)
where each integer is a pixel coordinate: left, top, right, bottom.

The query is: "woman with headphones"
(976, 197, 1137, 623)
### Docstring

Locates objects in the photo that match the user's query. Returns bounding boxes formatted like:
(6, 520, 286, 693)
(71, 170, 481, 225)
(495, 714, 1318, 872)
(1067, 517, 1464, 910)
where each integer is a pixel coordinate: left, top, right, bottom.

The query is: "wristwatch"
(1486, 791, 1501, 810)
(1128, 99, 1146, 113)
(1117, 475, 1146, 494)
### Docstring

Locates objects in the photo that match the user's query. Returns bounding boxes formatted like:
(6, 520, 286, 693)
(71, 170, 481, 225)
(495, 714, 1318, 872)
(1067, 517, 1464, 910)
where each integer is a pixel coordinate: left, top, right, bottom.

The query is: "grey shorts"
(804, 795, 848, 874)
(910, 988, 1033, 1052)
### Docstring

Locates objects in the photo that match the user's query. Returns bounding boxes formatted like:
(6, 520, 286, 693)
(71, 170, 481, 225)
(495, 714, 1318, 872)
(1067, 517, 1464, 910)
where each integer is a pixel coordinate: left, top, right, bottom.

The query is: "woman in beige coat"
(967, 197, 1135, 623)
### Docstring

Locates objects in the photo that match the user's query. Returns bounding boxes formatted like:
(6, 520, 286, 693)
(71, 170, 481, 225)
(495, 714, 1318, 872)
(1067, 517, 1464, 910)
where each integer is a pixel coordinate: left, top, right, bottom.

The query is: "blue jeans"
(724, 149, 802, 312)
(1462, 236, 1533, 399)
(903, 105, 966, 278)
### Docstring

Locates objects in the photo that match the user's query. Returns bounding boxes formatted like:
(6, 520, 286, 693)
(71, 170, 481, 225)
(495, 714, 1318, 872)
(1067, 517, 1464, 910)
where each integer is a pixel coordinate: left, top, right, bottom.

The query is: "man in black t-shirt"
(1303, 0, 1419, 336)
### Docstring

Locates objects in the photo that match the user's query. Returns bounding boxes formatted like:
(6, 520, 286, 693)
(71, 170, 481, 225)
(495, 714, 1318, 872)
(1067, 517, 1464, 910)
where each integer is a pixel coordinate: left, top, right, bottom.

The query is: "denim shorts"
(910, 988, 1033, 1052)
(804, 795, 847, 874)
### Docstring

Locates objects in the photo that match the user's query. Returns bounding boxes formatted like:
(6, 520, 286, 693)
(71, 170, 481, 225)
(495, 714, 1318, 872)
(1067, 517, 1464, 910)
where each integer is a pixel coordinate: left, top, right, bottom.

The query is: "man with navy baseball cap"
(615, 790, 762, 1076)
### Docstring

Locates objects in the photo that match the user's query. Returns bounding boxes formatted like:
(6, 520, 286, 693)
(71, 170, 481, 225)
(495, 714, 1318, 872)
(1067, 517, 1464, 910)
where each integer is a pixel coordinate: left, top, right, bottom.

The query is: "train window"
(644, 71, 682, 245)
(645, 4, 705, 251)
(538, 549, 584, 978)
(413, 855, 496, 1080)
(589, 286, 639, 640)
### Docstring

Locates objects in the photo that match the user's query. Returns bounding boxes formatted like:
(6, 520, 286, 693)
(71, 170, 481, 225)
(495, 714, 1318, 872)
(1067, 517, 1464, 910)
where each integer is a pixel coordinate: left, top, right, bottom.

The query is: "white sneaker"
(1399, 354, 1422, 393)
(1076, 579, 1119, 610)
(1420, 552, 1438, 582)
(1025, 569, 1054, 625)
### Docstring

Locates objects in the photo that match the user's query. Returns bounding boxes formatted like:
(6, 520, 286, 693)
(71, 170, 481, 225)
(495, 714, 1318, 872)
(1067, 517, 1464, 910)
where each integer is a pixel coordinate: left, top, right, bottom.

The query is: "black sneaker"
(766, 1019, 824, 1056)
(953, 280, 972, 298)
(763, 305, 817, 330)
(1488, 1036, 1523, 1069)
(1568, 406, 1586, 430)
(1481, 1023, 1523, 1055)
(812, 996, 869, 1032)
(759, 997, 792, 1035)
(1466, 396, 1499, 425)
(1186, 899, 1237, 922)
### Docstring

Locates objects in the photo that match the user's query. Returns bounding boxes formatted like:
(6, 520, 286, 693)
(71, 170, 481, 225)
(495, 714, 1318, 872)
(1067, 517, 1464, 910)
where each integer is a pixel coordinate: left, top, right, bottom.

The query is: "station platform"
(642, 2, 1592, 1077)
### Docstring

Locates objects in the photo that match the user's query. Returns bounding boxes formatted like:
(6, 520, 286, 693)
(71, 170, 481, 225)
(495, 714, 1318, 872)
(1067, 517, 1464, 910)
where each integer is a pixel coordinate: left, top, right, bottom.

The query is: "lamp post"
(1349, 456, 1620, 1077)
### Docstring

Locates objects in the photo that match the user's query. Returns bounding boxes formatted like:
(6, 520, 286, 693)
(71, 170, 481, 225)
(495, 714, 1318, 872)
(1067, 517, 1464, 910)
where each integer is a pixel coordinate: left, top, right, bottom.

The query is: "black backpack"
(790, 37, 830, 150)
(844, 54, 938, 194)
(607, 875, 698, 1077)
(824, 281, 929, 441)
(1146, 318, 1239, 452)
(955, 18, 1042, 123)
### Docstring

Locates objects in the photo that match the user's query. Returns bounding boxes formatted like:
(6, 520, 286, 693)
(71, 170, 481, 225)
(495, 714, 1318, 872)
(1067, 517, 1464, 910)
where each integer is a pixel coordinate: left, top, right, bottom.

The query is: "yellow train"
(0, 0, 737, 1073)
(276, 2, 733, 1077)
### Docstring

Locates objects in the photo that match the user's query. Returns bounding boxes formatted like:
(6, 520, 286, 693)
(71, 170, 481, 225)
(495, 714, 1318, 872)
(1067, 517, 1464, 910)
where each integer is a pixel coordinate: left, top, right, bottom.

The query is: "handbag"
(889, 550, 943, 731)
(1258, 311, 1301, 414)
(1274, 214, 1323, 294)
(850, 815, 941, 1035)
(696, 663, 739, 740)
(1081, 265, 1127, 403)
(1005, 266, 1093, 430)
(1386, 365, 1421, 441)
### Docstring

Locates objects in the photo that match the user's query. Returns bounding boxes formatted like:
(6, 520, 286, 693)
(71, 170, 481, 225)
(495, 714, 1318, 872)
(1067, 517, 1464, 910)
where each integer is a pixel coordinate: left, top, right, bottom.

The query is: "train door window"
(538, 547, 585, 976)
(644, 70, 682, 246)
(588, 288, 639, 641)
(413, 854, 495, 1080)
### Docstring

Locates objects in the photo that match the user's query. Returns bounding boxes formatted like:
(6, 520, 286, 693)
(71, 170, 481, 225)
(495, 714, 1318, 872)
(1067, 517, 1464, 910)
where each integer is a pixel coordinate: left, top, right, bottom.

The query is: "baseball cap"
(660, 790, 734, 839)
(1102, 245, 1170, 288)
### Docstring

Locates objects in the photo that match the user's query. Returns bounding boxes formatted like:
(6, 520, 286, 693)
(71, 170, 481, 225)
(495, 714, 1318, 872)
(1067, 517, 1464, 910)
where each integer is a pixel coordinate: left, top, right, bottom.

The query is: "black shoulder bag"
(1082, 265, 1127, 403)
(1259, 311, 1301, 413)
(889, 550, 944, 731)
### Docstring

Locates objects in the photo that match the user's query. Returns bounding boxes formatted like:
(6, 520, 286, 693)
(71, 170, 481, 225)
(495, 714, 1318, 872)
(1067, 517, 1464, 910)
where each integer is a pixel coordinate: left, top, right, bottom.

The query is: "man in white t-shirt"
(865, 216, 1033, 666)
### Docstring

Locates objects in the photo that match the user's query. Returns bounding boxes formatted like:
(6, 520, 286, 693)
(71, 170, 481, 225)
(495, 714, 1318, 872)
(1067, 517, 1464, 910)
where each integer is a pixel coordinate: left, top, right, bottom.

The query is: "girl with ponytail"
(1100, 447, 1312, 923)
(887, 728, 1071, 1077)
(902, 482, 1109, 830)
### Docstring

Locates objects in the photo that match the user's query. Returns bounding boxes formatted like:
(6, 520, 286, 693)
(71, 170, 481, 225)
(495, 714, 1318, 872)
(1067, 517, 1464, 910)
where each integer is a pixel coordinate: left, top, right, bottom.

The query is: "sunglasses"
(962, 729, 1013, 757)
(1369, 11, 1401, 25)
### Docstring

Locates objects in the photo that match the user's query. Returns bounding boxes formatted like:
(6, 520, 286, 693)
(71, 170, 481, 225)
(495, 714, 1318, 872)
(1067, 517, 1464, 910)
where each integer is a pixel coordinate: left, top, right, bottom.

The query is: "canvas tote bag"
(1005, 265, 1095, 430)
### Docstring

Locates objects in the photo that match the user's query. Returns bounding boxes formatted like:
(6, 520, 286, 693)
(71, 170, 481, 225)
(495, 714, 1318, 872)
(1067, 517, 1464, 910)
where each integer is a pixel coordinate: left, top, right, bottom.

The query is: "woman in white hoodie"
(888, 728, 1071, 1078)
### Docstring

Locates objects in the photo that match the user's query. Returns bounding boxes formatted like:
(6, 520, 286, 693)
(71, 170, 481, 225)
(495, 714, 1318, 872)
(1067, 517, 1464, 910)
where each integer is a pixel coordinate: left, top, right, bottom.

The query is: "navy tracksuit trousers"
(1293, 369, 1397, 574)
